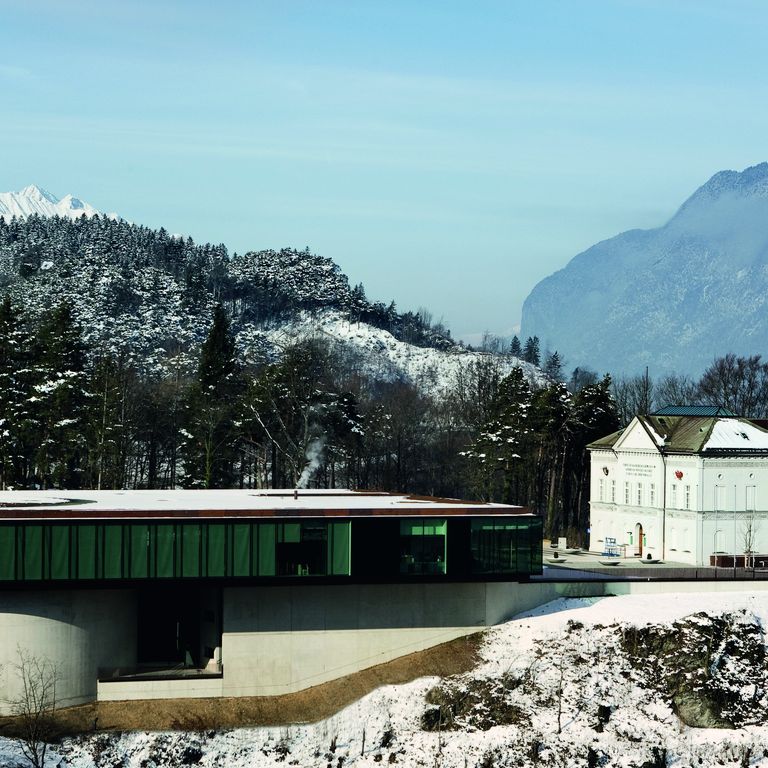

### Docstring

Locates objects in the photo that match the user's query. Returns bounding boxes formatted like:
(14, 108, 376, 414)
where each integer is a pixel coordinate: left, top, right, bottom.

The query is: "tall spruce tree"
(0, 297, 27, 488)
(183, 305, 242, 488)
(544, 350, 563, 381)
(522, 336, 541, 366)
(31, 301, 90, 488)
(461, 366, 532, 503)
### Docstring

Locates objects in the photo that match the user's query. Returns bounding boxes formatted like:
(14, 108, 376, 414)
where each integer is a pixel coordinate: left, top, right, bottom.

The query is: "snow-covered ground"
(6, 591, 768, 767)
(239, 310, 546, 397)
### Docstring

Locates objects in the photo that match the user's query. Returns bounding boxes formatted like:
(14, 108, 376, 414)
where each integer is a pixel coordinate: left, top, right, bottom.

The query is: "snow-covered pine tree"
(183, 304, 243, 488)
(0, 296, 29, 489)
(31, 301, 90, 488)
(460, 366, 532, 503)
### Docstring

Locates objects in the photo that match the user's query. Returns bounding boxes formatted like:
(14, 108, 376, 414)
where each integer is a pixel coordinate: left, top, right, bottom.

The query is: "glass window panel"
(76, 525, 97, 579)
(103, 525, 122, 579)
(181, 524, 201, 578)
(0, 526, 15, 580)
(400, 518, 446, 575)
(257, 524, 276, 576)
(23, 525, 43, 580)
(130, 525, 149, 578)
(155, 524, 175, 578)
(276, 522, 327, 576)
(233, 523, 251, 577)
(329, 522, 351, 576)
(207, 524, 226, 577)
(471, 519, 542, 575)
(50, 525, 69, 579)
(278, 523, 301, 543)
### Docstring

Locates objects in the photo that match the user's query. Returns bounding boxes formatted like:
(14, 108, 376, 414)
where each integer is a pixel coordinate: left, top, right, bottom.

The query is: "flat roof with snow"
(0, 488, 529, 521)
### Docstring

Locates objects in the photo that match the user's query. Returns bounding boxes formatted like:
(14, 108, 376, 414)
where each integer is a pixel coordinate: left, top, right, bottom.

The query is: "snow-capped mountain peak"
(0, 184, 105, 221)
(19, 184, 58, 203)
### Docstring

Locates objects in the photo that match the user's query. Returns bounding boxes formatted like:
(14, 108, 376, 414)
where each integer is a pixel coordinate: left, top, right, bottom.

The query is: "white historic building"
(588, 407, 768, 566)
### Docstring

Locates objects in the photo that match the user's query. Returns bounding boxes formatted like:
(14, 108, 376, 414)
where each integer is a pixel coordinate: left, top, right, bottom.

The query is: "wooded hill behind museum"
(0, 213, 706, 545)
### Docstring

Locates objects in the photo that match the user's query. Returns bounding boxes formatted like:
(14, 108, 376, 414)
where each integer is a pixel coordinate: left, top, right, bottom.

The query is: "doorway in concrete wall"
(136, 586, 222, 670)
(634, 523, 643, 557)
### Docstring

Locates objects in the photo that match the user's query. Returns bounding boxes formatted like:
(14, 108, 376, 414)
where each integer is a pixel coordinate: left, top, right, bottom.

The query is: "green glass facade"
(470, 518, 541, 575)
(0, 520, 351, 582)
(0, 514, 540, 583)
(399, 519, 447, 575)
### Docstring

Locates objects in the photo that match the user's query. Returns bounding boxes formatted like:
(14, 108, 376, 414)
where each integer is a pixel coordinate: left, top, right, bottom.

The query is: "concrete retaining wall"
(6, 579, 701, 708)
(0, 590, 135, 715)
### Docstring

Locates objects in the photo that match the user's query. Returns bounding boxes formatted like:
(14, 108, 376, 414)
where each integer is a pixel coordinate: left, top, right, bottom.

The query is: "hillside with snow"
(5, 591, 768, 767)
(521, 162, 768, 376)
(0, 185, 114, 221)
(246, 310, 544, 395)
(0, 209, 543, 394)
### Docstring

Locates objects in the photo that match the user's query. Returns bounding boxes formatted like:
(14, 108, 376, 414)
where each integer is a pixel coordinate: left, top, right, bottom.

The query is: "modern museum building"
(0, 489, 542, 709)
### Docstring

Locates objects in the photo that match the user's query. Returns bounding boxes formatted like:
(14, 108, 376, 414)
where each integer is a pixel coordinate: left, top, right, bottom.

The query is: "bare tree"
(741, 514, 761, 570)
(7, 648, 60, 768)
(611, 371, 655, 425)
(698, 354, 768, 417)
(655, 373, 699, 409)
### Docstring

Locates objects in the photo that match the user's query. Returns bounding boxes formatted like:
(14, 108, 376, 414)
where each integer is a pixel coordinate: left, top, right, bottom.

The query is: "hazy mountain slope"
(521, 162, 768, 376)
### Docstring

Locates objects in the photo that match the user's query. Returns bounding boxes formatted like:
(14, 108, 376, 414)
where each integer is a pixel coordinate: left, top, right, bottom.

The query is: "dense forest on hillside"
(5, 215, 765, 543)
(0, 214, 454, 378)
(0, 298, 616, 542)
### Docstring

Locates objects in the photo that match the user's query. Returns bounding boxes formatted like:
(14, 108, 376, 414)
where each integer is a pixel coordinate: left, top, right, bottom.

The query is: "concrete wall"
(0, 589, 135, 715)
(98, 675, 223, 702)
(2, 580, 605, 706)
(219, 580, 604, 698)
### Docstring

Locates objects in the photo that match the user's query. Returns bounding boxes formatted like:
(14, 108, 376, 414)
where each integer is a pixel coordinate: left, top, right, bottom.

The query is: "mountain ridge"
(521, 162, 768, 376)
(0, 184, 116, 221)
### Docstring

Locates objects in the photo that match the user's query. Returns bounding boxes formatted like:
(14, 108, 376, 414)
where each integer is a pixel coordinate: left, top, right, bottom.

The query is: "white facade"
(589, 416, 768, 565)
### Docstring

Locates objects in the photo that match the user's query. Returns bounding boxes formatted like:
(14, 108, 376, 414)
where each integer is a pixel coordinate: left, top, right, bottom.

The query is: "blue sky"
(2, 1, 767, 344)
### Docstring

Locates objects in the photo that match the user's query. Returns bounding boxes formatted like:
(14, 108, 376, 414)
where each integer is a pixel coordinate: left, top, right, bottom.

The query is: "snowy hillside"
(0, 214, 544, 391)
(243, 310, 545, 396)
(0, 185, 113, 221)
(521, 162, 768, 376)
(7, 591, 768, 767)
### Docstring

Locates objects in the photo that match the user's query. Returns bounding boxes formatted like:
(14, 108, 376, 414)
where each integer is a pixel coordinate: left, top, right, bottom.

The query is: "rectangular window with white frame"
(611, 480, 616, 503)
(650, 483, 656, 506)
(624, 482, 630, 505)
(636, 482, 642, 506)
(671, 484, 677, 508)
(599, 478, 605, 502)
(685, 485, 690, 510)
(746, 485, 756, 512)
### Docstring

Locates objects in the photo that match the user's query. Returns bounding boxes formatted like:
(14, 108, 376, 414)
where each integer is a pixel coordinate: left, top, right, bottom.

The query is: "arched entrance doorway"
(634, 523, 643, 557)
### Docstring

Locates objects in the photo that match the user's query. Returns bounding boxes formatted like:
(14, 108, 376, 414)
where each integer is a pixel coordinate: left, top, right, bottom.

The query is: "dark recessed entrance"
(136, 585, 221, 669)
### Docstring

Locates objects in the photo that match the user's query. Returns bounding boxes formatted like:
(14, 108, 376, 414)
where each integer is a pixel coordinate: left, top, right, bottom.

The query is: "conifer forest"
(0, 214, 629, 544)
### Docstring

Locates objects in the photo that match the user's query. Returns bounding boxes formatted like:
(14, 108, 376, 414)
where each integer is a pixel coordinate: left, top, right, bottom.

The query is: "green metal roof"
(653, 405, 737, 417)
(586, 427, 625, 450)
(645, 415, 716, 452)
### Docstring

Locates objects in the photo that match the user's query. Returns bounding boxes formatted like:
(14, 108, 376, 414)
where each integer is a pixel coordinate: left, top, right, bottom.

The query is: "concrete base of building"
(1, 580, 607, 709)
